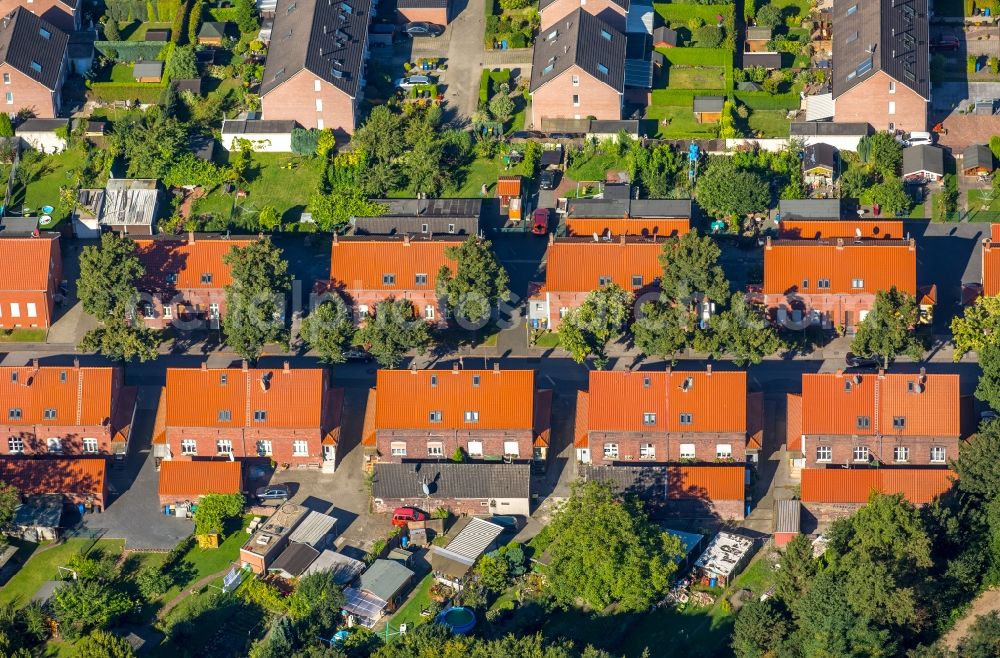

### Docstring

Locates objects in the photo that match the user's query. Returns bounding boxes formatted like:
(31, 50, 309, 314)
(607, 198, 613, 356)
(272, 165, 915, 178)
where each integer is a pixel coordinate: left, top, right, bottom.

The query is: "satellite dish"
(421, 482, 430, 496)
(855, 227, 862, 238)
(593, 232, 599, 242)
(853, 374, 862, 384)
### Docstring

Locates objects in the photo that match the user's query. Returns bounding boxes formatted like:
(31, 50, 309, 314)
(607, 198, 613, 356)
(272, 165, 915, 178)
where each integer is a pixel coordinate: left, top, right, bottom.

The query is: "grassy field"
(438, 154, 533, 199)
(118, 21, 174, 41)
(15, 146, 88, 227)
(967, 188, 1000, 222)
(156, 517, 250, 605)
(655, 2, 733, 24)
(388, 573, 435, 630)
(533, 332, 561, 348)
(747, 109, 792, 137)
(105, 63, 137, 83)
(0, 538, 126, 607)
(0, 328, 47, 342)
(566, 152, 626, 183)
(668, 65, 726, 89)
(647, 104, 721, 138)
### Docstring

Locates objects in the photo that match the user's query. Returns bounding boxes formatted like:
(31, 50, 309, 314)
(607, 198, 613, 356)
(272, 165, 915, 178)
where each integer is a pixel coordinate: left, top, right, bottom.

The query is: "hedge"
(733, 90, 800, 110)
(95, 40, 167, 61)
(87, 79, 169, 104)
(650, 88, 728, 106)
(479, 70, 491, 104)
(208, 7, 240, 21)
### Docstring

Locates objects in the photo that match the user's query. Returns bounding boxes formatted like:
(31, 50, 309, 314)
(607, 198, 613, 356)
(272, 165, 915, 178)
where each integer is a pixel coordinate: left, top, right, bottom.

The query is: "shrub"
(991, 57, 999, 74)
(291, 127, 320, 155)
(990, 135, 1000, 160)
(694, 25, 723, 47)
(508, 31, 527, 47)
(756, 3, 783, 27)
(969, 55, 979, 74)
(188, 0, 204, 44)
(102, 18, 121, 41)
(479, 69, 491, 104)
(687, 16, 704, 30)
(965, 0, 976, 15)
(498, 0, 530, 8)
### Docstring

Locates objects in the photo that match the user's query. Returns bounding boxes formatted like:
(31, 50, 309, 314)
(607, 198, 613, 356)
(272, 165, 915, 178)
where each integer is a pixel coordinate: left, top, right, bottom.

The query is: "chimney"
(452, 362, 460, 374)
(73, 357, 79, 369)
(188, 230, 195, 244)
(201, 362, 207, 371)
(242, 360, 249, 372)
(282, 360, 290, 373)
(836, 237, 845, 249)
(919, 366, 926, 378)
(493, 362, 500, 373)
(706, 363, 712, 376)
(410, 363, 417, 373)
(878, 368, 885, 379)
(835, 369, 843, 378)
(31, 358, 38, 370)
(908, 237, 916, 251)
(765, 235, 772, 250)
(986, 238, 993, 252)
(620, 234, 626, 245)
(332, 232, 338, 245)
(548, 232, 554, 245)
(404, 234, 411, 246)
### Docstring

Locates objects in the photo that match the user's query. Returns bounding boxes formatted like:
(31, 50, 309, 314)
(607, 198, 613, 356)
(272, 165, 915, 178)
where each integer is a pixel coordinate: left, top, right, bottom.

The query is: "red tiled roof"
(328, 236, 459, 292)
(361, 388, 378, 447)
(800, 468, 954, 504)
(778, 220, 905, 240)
(992, 224, 1000, 242)
(746, 390, 763, 451)
(497, 176, 521, 198)
(373, 368, 535, 431)
(984, 237, 1000, 296)
(799, 372, 960, 437)
(666, 465, 745, 501)
(762, 239, 916, 295)
(533, 389, 553, 447)
(565, 218, 690, 238)
(158, 460, 242, 498)
(574, 391, 589, 449)
(786, 393, 802, 452)
(135, 236, 255, 290)
(0, 365, 123, 426)
(543, 238, 664, 293)
(0, 235, 58, 291)
(0, 457, 106, 496)
(165, 366, 328, 429)
(585, 370, 747, 434)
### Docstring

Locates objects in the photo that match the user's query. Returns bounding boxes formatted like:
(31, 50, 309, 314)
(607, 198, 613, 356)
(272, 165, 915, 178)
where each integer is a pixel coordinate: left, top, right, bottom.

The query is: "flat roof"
(241, 503, 309, 558)
(287, 510, 337, 547)
(694, 531, 755, 578)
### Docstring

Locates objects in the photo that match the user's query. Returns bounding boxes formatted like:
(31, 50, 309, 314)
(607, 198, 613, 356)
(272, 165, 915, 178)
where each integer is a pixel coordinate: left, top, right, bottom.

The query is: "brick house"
(0, 361, 137, 457)
(581, 464, 747, 520)
(563, 187, 691, 238)
(777, 219, 906, 240)
(831, 0, 928, 132)
(0, 8, 68, 118)
(325, 234, 465, 323)
(529, 9, 625, 130)
(528, 236, 664, 331)
(574, 368, 762, 466)
(0, 456, 108, 510)
(157, 460, 243, 506)
(539, 0, 626, 31)
(134, 233, 256, 330)
(800, 467, 953, 526)
(372, 462, 531, 516)
(361, 365, 552, 468)
(786, 370, 963, 470)
(259, 0, 371, 135)
(0, 0, 78, 31)
(0, 233, 62, 329)
(758, 236, 932, 332)
(152, 363, 343, 469)
(981, 225, 1000, 297)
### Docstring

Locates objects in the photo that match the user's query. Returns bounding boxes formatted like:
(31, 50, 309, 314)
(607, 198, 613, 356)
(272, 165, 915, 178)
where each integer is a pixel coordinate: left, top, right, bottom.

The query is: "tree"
(489, 85, 514, 125)
(0, 114, 12, 138)
(51, 580, 133, 640)
(850, 286, 923, 368)
(135, 565, 171, 600)
(0, 482, 16, 530)
(193, 493, 244, 535)
(475, 553, 511, 593)
(291, 128, 320, 156)
(862, 177, 912, 216)
(955, 418, 1000, 498)
(300, 297, 355, 363)
(78, 233, 145, 323)
(558, 284, 634, 368)
(77, 630, 137, 658)
(354, 299, 431, 368)
(731, 599, 789, 658)
(112, 113, 187, 179)
(102, 17, 122, 41)
(658, 231, 730, 305)
(234, 0, 259, 34)
(352, 106, 404, 166)
(840, 165, 872, 199)
(167, 45, 198, 80)
(546, 482, 683, 612)
(188, 0, 204, 44)
(633, 300, 694, 361)
(307, 190, 386, 232)
(78, 322, 160, 362)
(755, 3, 783, 27)
(436, 237, 511, 328)
(222, 239, 292, 361)
(976, 344, 1000, 412)
(865, 132, 904, 181)
(170, 0, 189, 44)
(696, 293, 783, 365)
(257, 205, 281, 231)
(695, 160, 770, 219)
(774, 533, 817, 607)
(951, 294, 1000, 358)
(694, 24, 723, 47)
(957, 612, 1000, 658)
(287, 570, 345, 622)
(991, 135, 1000, 162)
(316, 130, 336, 159)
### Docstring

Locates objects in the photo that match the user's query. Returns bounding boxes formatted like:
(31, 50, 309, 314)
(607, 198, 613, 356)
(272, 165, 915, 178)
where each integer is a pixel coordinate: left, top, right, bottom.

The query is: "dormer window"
(201, 273, 213, 285)
(218, 410, 232, 422)
(383, 273, 396, 285)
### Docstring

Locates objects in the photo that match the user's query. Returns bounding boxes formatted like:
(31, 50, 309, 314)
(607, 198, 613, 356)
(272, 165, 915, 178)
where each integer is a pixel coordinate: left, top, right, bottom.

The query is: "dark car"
(531, 207, 550, 235)
(539, 168, 558, 190)
(930, 35, 960, 51)
(489, 515, 525, 530)
(255, 483, 290, 504)
(392, 507, 429, 526)
(845, 352, 881, 369)
(344, 347, 374, 361)
(402, 21, 444, 37)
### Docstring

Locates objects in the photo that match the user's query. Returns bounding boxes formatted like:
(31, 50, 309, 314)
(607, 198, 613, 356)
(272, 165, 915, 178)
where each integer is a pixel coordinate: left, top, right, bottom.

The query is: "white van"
(904, 131, 935, 147)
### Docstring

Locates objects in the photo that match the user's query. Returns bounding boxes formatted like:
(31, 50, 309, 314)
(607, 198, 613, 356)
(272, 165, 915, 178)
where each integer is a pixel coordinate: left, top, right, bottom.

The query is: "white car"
(394, 75, 431, 89)
(902, 131, 936, 147)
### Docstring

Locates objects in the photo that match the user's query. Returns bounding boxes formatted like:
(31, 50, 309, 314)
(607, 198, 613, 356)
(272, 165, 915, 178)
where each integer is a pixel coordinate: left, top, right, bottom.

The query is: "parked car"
(402, 21, 444, 37)
(255, 483, 290, 504)
(394, 74, 432, 89)
(845, 352, 881, 368)
(392, 507, 428, 526)
(344, 347, 374, 361)
(903, 131, 936, 147)
(539, 168, 558, 190)
(531, 207, 550, 235)
(930, 35, 960, 51)
(489, 515, 525, 530)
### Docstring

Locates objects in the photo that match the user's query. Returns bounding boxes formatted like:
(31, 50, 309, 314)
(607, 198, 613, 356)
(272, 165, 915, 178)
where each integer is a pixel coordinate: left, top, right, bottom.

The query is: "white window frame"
(83, 438, 98, 454)
(716, 443, 733, 459)
(930, 446, 946, 463)
(7, 437, 23, 453)
(163, 305, 173, 319)
(853, 446, 870, 462)
(503, 440, 519, 457)
(427, 442, 444, 457)
(639, 443, 655, 460)
(9, 303, 19, 317)
(467, 440, 483, 457)
(315, 98, 323, 111)
(603, 443, 619, 459)
(5, 92, 12, 104)
(464, 410, 479, 423)
(571, 74, 580, 86)
(181, 439, 197, 455)
(424, 304, 435, 320)
(256, 440, 273, 456)
(25, 303, 36, 318)
(679, 443, 696, 459)
(893, 445, 909, 463)
(292, 440, 309, 456)
(888, 101, 896, 115)
(390, 441, 407, 457)
(314, 79, 322, 91)
(642, 412, 656, 425)
(816, 445, 832, 462)
(46, 437, 62, 452)
(216, 439, 233, 455)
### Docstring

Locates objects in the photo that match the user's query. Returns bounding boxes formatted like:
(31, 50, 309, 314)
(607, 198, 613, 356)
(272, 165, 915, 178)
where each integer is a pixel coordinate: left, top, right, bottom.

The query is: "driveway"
(442, 0, 487, 120)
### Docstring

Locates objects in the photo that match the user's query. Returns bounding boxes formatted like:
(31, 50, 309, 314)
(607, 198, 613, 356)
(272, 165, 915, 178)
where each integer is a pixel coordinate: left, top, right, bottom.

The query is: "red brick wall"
(341, 289, 443, 324)
(139, 288, 229, 330)
(375, 429, 535, 461)
(834, 71, 927, 133)
(396, 6, 448, 24)
(0, 0, 78, 30)
(0, 60, 62, 118)
(164, 426, 324, 466)
(762, 292, 877, 331)
(802, 434, 959, 467)
(0, 425, 115, 455)
(261, 69, 359, 135)
(586, 431, 748, 465)
(530, 65, 621, 129)
(664, 498, 745, 521)
(540, 0, 626, 31)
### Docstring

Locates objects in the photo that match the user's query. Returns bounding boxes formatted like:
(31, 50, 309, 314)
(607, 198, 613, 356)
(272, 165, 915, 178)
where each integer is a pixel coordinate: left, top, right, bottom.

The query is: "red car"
(392, 507, 428, 526)
(531, 207, 550, 235)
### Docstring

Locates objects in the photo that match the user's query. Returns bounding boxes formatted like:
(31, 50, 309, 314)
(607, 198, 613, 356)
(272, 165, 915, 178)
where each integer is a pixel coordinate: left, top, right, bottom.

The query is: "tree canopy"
(951, 294, 1000, 359)
(193, 493, 244, 535)
(300, 297, 356, 363)
(558, 284, 633, 368)
(633, 298, 694, 362)
(658, 230, 730, 305)
(436, 237, 511, 328)
(354, 299, 431, 368)
(850, 286, 923, 368)
(694, 293, 784, 365)
(222, 238, 292, 361)
(695, 158, 770, 218)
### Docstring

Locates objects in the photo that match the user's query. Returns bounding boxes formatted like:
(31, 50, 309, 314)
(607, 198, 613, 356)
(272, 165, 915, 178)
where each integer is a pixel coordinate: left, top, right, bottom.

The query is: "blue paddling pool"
(436, 606, 476, 634)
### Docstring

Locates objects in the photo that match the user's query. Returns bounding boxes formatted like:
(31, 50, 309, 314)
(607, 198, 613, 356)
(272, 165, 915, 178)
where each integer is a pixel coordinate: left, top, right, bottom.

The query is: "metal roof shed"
(358, 559, 414, 603)
(694, 531, 756, 585)
(430, 517, 505, 581)
(288, 511, 338, 549)
(304, 549, 366, 583)
(269, 542, 320, 578)
(774, 499, 801, 547)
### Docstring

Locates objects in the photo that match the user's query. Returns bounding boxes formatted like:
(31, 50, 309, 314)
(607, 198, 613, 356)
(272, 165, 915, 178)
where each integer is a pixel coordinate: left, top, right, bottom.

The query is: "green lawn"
(532, 332, 561, 348)
(966, 188, 1000, 222)
(620, 601, 734, 656)
(566, 152, 625, 183)
(747, 109, 791, 137)
(118, 20, 174, 41)
(0, 328, 47, 342)
(0, 538, 126, 607)
(655, 2, 733, 24)
(108, 63, 136, 83)
(438, 154, 533, 199)
(388, 573, 435, 630)
(17, 146, 88, 227)
(767, 0, 812, 23)
(157, 517, 251, 606)
(731, 554, 778, 595)
(667, 65, 726, 89)
(646, 104, 720, 138)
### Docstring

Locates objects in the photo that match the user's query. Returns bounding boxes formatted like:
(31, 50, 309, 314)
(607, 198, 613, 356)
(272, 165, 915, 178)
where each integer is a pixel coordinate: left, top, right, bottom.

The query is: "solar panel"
(343, 587, 387, 619)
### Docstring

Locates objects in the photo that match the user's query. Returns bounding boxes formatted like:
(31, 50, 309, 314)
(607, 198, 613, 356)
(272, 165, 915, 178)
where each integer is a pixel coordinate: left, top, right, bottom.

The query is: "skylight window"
(543, 63, 554, 74)
(846, 31, 858, 43)
(340, 1, 353, 12)
(30, 61, 41, 73)
(39, 27, 51, 39)
(856, 57, 873, 77)
(600, 29, 612, 41)
(597, 63, 609, 74)
(847, 3, 858, 14)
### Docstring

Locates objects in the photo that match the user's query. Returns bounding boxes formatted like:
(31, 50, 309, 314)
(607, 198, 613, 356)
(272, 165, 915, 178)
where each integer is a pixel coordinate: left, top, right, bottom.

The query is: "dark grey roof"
(737, 80, 763, 91)
(372, 463, 531, 500)
(802, 142, 837, 171)
(352, 198, 481, 235)
(742, 52, 781, 69)
(0, 8, 68, 91)
(693, 96, 724, 113)
(133, 60, 163, 78)
(13, 494, 62, 528)
(261, 0, 371, 98)
(358, 559, 413, 601)
(305, 549, 366, 582)
(790, 121, 871, 136)
(775, 498, 800, 534)
(269, 542, 320, 577)
(778, 199, 842, 219)
(173, 77, 204, 94)
(16, 118, 69, 132)
(746, 26, 771, 41)
(376, 198, 483, 218)
(963, 144, 993, 172)
(0, 216, 39, 234)
(566, 193, 692, 220)
(652, 26, 677, 47)
(530, 9, 626, 94)
(903, 144, 944, 176)
(198, 21, 229, 38)
(581, 465, 664, 499)
(832, 0, 929, 100)
(222, 118, 297, 134)
(540, 0, 628, 11)
(589, 119, 640, 135)
(145, 28, 171, 41)
(397, 0, 448, 7)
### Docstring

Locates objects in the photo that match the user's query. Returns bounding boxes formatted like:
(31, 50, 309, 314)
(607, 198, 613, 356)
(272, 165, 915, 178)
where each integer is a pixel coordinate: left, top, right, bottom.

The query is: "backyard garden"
(485, 0, 539, 49)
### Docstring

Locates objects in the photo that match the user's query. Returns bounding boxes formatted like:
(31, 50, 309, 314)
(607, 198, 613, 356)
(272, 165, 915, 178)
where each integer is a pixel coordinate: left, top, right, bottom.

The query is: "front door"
(323, 445, 335, 462)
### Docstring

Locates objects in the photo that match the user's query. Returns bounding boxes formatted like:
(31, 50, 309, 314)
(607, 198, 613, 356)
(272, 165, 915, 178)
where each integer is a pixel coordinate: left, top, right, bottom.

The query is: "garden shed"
(962, 144, 993, 176)
(693, 96, 724, 123)
(693, 531, 756, 586)
(430, 517, 505, 589)
(133, 60, 163, 83)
